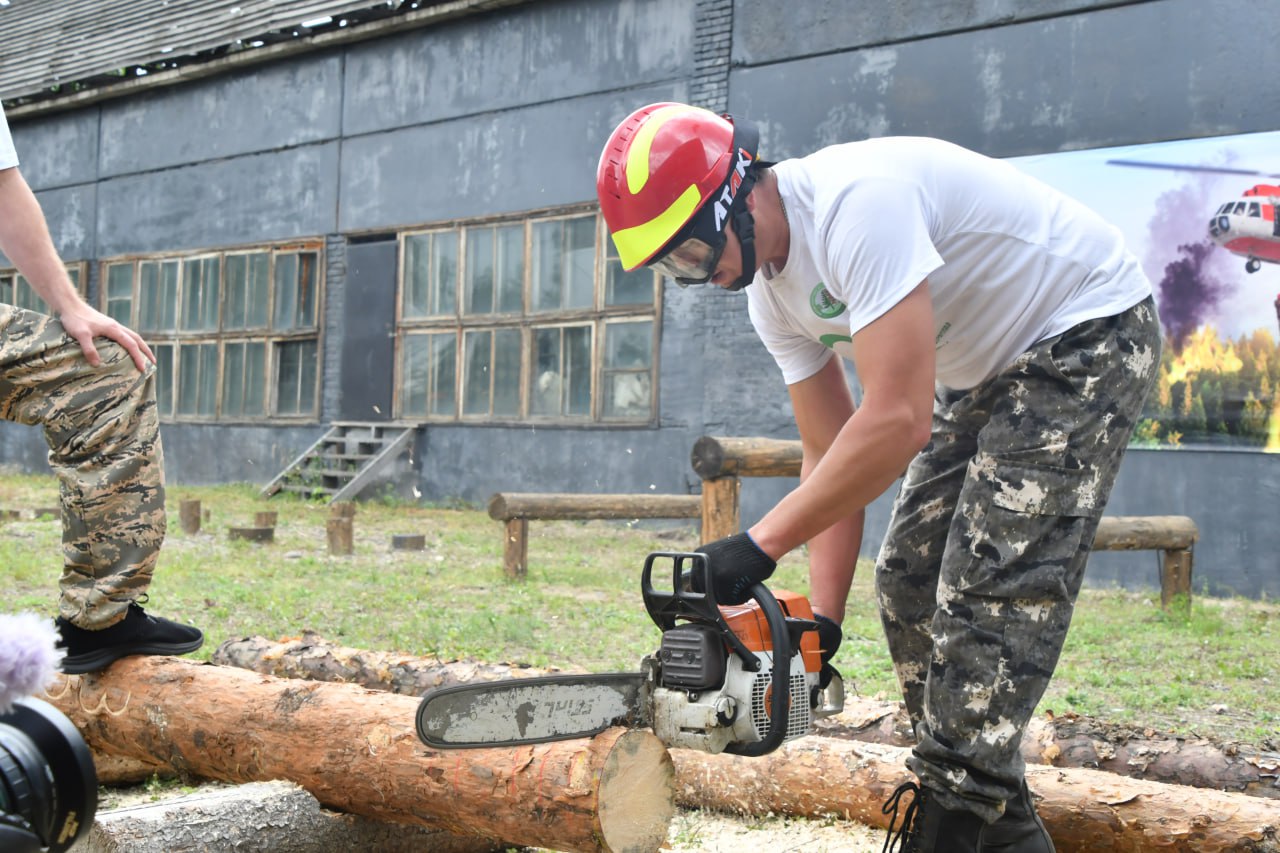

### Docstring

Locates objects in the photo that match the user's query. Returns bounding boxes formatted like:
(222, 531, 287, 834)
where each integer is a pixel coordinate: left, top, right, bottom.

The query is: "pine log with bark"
(213, 634, 1280, 798)
(44, 657, 675, 853)
(671, 740, 1280, 851)
(815, 700, 1280, 800)
(212, 631, 583, 693)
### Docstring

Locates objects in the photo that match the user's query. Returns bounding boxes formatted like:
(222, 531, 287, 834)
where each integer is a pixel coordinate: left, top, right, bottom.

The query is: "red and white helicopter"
(1109, 159, 1280, 274)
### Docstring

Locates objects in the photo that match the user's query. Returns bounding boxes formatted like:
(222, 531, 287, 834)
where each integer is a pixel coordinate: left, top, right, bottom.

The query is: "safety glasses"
(649, 236, 726, 286)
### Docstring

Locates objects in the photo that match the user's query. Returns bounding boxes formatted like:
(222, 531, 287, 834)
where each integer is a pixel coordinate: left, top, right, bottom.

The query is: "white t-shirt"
(747, 137, 1151, 390)
(0, 105, 18, 170)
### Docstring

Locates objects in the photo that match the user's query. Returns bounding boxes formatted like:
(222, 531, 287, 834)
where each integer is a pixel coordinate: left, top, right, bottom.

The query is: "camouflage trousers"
(875, 296, 1160, 822)
(0, 304, 165, 629)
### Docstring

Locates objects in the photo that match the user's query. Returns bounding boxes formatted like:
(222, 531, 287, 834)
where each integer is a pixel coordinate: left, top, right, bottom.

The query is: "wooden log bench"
(691, 435, 1199, 612)
(487, 492, 701, 578)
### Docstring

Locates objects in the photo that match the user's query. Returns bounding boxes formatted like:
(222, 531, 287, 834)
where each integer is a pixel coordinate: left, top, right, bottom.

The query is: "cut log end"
(597, 729, 676, 853)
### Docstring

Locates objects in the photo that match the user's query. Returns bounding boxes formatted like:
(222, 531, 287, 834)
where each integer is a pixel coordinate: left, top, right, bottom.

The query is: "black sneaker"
(56, 602, 203, 674)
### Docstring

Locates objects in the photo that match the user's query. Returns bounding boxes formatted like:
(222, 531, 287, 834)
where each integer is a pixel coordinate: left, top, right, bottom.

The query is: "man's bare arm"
(0, 167, 153, 369)
(749, 280, 936, 558)
(786, 356, 864, 622)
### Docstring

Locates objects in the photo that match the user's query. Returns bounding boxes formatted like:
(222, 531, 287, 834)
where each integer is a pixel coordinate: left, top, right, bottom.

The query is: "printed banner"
(1014, 131, 1280, 451)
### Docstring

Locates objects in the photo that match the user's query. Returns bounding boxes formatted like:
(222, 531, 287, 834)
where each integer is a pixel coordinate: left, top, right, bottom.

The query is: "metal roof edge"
(4, 0, 532, 121)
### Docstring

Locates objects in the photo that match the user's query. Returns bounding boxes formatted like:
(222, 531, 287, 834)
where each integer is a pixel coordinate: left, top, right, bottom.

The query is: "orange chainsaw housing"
(719, 591, 823, 674)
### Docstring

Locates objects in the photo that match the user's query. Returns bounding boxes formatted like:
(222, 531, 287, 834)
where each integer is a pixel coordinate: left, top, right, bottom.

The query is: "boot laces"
(882, 781, 924, 853)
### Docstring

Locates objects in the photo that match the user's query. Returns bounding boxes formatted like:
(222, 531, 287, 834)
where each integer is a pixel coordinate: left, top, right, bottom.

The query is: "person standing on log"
(0, 104, 202, 673)
(596, 103, 1160, 852)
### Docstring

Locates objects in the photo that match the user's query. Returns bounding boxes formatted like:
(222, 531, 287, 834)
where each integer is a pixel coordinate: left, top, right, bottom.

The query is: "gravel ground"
(99, 782, 888, 852)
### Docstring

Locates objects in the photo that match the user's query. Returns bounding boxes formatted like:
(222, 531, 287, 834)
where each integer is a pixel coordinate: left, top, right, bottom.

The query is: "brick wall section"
(685, 0, 797, 437)
(321, 233, 346, 422)
(690, 0, 733, 113)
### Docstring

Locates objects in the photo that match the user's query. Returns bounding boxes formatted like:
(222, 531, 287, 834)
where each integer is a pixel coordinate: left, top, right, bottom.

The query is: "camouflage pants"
(0, 304, 165, 629)
(875, 296, 1160, 822)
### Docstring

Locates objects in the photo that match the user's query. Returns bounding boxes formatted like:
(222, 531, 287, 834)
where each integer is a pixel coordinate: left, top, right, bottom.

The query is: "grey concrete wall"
(732, 0, 1280, 159)
(1, 0, 1277, 599)
(738, 448, 1280, 602)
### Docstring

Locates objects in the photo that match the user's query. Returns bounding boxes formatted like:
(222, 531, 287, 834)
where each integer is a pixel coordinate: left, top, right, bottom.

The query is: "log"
(671, 740, 1280, 851)
(503, 517, 528, 579)
(487, 492, 701, 522)
(44, 658, 674, 853)
(1092, 516, 1199, 551)
(213, 635, 1280, 800)
(95, 752, 169, 785)
(814, 700, 1280, 800)
(699, 477, 740, 544)
(211, 632, 584, 694)
(487, 492, 700, 578)
(689, 435, 802, 480)
(1092, 515, 1199, 613)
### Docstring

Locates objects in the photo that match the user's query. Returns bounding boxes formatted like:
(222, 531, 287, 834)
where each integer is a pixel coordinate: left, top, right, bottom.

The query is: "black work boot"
(881, 781, 984, 853)
(56, 601, 203, 674)
(981, 781, 1055, 852)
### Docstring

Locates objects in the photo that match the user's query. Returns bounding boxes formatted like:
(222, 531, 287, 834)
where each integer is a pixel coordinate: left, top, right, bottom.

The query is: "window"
(0, 264, 88, 314)
(101, 242, 322, 421)
(396, 208, 659, 424)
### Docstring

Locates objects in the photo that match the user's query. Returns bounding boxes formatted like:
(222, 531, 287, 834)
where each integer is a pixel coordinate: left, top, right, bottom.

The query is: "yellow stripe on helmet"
(625, 104, 707, 196)
(611, 183, 701, 270)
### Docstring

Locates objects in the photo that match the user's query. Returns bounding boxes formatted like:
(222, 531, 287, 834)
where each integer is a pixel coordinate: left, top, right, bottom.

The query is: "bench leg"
(700, 477, 741, 544)
(1161, 549, 1193, 615)
(504, 518, 528, 580)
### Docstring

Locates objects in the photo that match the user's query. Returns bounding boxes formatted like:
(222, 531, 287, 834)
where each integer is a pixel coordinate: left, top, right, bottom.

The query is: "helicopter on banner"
(1108, 159, 1280, 274)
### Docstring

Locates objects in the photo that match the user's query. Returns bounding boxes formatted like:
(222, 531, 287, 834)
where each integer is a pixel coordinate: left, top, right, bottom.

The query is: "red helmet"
(597, 103, 762, 287)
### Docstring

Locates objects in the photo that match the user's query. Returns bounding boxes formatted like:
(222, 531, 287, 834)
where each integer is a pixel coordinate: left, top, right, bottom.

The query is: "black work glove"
(694, 532, 776, 605)
(814, 613, 843, 689)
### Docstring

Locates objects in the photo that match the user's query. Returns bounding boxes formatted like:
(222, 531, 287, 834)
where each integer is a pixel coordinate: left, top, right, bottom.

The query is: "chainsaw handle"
(725, 580, 790, 757)
(641, 552, 793, 756)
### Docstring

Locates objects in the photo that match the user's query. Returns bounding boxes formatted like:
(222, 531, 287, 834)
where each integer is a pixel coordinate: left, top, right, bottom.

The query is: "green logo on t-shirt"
(819, 333, 853, 348)
(809, 284, 846, 319)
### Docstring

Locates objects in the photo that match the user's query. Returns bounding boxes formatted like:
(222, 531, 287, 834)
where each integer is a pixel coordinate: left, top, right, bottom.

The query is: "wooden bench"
(488, 492, 701, 578)
(691, 435, 1199, 613)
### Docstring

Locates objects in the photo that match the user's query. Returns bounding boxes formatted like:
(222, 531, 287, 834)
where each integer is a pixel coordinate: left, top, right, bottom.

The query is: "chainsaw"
(416, 550, 844, 756)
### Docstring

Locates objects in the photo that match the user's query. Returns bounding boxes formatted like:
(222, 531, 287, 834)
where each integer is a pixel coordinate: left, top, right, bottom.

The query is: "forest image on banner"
(1012, 130, 1280, 452)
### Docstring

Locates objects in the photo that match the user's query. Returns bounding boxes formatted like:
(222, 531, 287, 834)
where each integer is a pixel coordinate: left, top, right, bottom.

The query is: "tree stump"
(178, 499, 202, 535)
(228, 526, 274, 544)
(391, 534, 425, 551)
(255, 511, 278, 528)
(327, 517, 353, 555)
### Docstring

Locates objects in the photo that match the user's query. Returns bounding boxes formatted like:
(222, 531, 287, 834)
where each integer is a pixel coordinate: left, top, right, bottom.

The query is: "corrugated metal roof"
(0, 0, 515, 106)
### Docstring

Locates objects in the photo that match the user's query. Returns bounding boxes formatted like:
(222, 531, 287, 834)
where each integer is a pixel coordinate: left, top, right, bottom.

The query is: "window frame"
(98, 240, 324, 424)
(394, 204, 661, 426)
(0, 262, 89, 313)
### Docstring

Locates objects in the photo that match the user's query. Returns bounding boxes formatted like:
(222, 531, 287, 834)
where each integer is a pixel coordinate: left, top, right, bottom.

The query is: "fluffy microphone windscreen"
(0, 612, 65, 713)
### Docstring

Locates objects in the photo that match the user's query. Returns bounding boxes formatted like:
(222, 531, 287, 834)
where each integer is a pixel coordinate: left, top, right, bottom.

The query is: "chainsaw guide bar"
(416, 672, 650, 748)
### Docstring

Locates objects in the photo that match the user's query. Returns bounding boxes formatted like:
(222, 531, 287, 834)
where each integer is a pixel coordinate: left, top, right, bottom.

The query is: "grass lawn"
(2, 471, 1276, 747)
